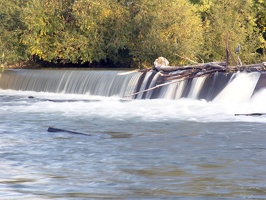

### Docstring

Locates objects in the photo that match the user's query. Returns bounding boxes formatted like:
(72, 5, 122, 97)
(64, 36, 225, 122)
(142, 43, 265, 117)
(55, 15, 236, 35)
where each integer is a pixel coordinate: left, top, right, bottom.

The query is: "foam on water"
(1, 90, 266, 199)
(1, 89, 266, 123)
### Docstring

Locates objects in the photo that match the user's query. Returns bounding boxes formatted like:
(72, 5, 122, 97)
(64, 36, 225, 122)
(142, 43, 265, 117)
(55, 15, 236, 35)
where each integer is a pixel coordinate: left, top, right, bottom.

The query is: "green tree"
(72, 0, 131, 65)
(252, 0, 266, 57)
(127, 0, 204, 66)
(1, 0, 265, 68)
(21, 0, 78, 63)
(0, 0, 26, 64)
(21, 0, 132, 66)
(195, 0, 263, 64)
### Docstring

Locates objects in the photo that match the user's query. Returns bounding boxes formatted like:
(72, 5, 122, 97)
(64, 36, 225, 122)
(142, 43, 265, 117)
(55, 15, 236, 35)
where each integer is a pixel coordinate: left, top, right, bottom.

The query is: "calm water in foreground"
(0, 90, 266, 199)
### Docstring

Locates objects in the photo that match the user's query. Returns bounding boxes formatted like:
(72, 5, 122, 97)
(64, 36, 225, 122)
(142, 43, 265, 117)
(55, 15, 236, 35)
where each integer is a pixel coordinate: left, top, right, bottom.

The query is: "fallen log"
(29, 96, 100, 103)
(156, 62, 226, 72)
(47, 127, 91, 136)
(158, 62, 266, 73)
(122, 57, 266, 98)
(165, 69, 201, 81)
(235, 113, 266, 116)
(29, 96, 130, 103)
(154, 57, 265, 73)
(125, 68, 224, 97)
(239, 62, 266, 69)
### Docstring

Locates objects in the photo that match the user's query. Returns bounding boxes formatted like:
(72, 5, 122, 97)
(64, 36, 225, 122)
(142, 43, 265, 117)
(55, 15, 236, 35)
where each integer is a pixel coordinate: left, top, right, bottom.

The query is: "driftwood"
(125, 62, 227, 97)
(235, 113, 266, 116)
(125, 68, 225, 97)
(157, 62, 226, 72)
(157, 62, 266, 73)
(166, 68, 224, 81)
(47, 127, 91, 136)
(124, 61, 266, 98)
(231, 62, 266, 71)
(29, 96, 100, 103)
(29, 96, 130, 103)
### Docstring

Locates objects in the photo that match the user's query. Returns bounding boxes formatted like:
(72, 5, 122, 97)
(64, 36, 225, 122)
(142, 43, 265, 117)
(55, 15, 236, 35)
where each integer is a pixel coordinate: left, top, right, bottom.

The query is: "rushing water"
(1, 88, 266, 199)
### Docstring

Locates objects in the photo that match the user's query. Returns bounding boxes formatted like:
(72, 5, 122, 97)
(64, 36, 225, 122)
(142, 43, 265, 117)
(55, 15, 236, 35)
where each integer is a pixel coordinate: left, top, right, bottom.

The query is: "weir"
(0, 69, 266, 101)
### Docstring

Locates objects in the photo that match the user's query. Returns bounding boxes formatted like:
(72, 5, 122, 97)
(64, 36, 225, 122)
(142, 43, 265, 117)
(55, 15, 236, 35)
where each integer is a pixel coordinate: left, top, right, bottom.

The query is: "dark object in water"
(235, 113, 266, 116)
(47, 127, 91, 136)
(28, 96, 130, 103)
(29, 96, 100, 102)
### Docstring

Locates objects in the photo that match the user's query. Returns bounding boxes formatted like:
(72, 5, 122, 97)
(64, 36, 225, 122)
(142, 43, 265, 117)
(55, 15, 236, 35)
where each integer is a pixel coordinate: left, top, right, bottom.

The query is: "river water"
(0, 89, 266, 199)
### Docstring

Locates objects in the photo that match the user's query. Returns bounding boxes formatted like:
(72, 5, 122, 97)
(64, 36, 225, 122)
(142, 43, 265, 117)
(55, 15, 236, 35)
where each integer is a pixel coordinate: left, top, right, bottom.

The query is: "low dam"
(0, 69, 265, 102)
(1, 68, 266, 199)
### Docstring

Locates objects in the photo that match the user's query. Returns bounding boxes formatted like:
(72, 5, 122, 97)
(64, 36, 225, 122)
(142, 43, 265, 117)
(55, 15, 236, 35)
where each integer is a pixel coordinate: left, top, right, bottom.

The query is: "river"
(0, 89, 266, 199)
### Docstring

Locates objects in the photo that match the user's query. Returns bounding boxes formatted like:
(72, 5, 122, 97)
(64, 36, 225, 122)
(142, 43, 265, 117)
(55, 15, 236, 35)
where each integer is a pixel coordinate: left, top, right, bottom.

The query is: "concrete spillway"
(0, 69, 265, 101)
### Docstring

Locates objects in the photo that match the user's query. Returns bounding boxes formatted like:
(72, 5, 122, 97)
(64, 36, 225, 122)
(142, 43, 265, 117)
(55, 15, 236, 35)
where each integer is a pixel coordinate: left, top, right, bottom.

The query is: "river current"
(0, 89, 266, 199)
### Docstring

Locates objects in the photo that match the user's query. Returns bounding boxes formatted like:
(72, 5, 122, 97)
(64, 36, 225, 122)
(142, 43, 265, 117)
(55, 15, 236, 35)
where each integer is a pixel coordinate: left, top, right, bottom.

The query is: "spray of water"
(1, 88, 266, 123)
(0, 70, 266, 123)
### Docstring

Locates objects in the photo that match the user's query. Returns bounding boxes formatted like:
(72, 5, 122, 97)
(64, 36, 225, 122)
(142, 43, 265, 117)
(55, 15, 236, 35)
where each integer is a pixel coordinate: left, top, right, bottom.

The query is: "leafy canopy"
(0, 0, 265, 67)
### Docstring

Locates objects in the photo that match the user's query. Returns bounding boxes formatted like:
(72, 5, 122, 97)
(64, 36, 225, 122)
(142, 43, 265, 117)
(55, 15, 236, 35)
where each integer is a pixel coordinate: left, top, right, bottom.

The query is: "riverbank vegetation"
(0, 0, 265, 68)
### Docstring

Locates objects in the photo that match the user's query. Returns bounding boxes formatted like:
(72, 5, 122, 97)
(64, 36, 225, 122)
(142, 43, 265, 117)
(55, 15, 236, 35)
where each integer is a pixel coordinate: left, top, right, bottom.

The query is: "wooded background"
(0, 0, 265, 68)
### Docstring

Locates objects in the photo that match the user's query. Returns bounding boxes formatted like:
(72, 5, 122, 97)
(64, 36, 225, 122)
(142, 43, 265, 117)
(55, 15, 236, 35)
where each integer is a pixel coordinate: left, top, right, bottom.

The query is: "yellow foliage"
(1, 0, 264, 66)
(129, 0, 204, 65)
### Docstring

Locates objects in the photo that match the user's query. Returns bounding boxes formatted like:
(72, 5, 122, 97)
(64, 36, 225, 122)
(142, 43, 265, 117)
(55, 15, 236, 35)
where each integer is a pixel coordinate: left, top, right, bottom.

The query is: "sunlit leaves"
(0, 0, 26, 63)
(195, 0, 264, 63)
(252, 0, 266, 57)
(0, 0, 265, 66)
(128, 0, 204, 65)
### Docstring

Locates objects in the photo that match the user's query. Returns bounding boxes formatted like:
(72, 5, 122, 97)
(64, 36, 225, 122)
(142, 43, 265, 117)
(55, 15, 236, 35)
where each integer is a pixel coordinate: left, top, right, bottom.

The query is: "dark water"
(0, 91, 266, 199)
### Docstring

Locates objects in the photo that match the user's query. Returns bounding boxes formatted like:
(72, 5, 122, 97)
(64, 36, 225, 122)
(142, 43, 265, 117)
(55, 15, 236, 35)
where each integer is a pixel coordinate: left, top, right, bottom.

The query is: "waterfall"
(213, 72, 260, 103)
(0, 69, 265, 101)
(0, 69, 140, 98)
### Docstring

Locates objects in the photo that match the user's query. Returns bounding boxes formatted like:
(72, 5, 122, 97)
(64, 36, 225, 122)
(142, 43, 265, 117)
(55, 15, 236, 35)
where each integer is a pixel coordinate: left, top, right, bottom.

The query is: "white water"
(1, 70, 266, 123)
(1, 72, 266, 199)
(187, 76, 207, 99)
(160, 81, 186, 99)
(1, 88, 266, 124)
(213, 72, 260, 103)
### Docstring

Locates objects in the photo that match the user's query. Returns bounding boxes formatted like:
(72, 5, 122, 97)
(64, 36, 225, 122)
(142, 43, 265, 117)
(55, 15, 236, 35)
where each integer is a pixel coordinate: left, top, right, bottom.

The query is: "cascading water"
(1, 68, 266, 200)
(0, 69, 265, 101)
(0, 69, 140, 98)
(213, 72, 261, 103)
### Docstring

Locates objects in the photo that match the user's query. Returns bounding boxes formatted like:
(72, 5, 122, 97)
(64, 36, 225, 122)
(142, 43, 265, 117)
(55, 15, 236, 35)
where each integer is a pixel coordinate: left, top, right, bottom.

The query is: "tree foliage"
(252, 0, 266, 56)
(0, 0, 26, 64)
(127, 0, 203, 66)
(0, 0, 265, 67)
(193, 0, 265, 63)
(21, 0, 77, 62)
(72, 0, 131, 65)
